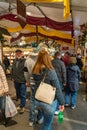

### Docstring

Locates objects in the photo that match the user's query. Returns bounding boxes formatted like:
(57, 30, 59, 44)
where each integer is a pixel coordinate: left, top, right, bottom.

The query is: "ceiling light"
(26, 12, 31, 16)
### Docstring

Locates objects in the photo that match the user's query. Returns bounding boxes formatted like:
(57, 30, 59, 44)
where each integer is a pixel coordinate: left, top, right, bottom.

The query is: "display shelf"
(3, 47, 34, 65)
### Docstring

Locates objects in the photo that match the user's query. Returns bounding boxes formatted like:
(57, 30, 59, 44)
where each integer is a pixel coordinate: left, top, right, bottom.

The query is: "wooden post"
(0, 42, 3, 63)
(36, 25, 39, 43)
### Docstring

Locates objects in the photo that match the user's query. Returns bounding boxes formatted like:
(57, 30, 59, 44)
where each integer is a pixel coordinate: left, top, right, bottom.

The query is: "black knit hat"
(15, 49, 22, 53)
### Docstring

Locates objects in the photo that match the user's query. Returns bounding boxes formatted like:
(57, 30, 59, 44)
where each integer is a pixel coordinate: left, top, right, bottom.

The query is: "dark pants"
(0, 96, 6, 121)
(14, 82, 26, 107)
(86, 83, 87, 93)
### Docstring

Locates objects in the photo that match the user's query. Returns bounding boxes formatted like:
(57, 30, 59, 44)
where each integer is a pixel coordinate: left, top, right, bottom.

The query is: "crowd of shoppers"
(0, 49, 83, 130)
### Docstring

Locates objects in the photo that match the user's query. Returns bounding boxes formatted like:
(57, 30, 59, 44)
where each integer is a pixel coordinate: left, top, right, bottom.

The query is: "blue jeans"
(0, 96, 6, 120)
(56, 82, 62, 111)
(35, 99, 57, 130)
(0, 96, 5, 110)
(14, 82, 20, 99)
(65, 89, 77, 107)
(29, 87, 43, 122)
(14, 82, 26, 107)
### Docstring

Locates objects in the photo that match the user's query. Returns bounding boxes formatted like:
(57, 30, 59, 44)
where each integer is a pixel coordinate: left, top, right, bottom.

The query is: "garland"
(0, 31, 4, 44)
(80, 23, 87, 46)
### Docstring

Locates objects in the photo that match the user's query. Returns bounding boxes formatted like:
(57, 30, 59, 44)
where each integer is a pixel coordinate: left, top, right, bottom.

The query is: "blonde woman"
(0, 63, 9, 125)
(29, 50, 64, 130)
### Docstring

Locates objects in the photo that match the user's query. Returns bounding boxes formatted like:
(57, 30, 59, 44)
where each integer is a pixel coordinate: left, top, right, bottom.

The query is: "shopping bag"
(5, 95, 18, 118)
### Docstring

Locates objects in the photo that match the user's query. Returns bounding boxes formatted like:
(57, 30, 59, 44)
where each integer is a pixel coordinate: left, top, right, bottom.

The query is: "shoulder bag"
(35, 74, 56, 104)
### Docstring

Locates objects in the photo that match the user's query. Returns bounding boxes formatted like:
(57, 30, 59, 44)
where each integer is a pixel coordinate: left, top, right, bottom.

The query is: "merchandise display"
(3, 47, 34, 65)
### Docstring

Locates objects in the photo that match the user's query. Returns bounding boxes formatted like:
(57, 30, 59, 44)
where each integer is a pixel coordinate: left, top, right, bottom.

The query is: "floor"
(0, 78, 87, 130)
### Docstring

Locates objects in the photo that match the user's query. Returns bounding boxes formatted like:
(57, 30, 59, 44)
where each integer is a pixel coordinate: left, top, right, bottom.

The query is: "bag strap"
(42, 73, 46, 82)
(41, 73, 56, 90)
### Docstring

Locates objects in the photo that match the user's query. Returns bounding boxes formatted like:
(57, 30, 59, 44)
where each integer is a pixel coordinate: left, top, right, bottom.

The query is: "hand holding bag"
(35, 74, 56, 104)
(5, 95, 18, 118)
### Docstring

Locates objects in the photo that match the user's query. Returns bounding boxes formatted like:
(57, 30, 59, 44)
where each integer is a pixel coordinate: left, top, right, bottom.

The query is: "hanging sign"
(62, 46, 69, 50)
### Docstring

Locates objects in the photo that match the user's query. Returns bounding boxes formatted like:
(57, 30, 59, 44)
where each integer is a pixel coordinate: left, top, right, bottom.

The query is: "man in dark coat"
(76, 54, 83, 71)
(11, 49, 26, 114)
(52, 51, 66, 115)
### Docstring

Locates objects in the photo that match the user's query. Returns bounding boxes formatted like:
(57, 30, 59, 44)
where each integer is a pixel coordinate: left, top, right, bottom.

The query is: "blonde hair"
(69, 57, 77, 64)
(33, 50, 54, 74)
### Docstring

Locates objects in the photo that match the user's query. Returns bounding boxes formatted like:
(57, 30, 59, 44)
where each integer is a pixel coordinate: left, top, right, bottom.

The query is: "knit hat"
(69, 57, 77, 64)
(15, 49, 22, 53)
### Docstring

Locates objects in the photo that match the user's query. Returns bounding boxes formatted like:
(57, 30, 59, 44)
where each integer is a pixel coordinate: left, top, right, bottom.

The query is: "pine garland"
(80, 23, 87, 46)
(0, 31, 5, 44)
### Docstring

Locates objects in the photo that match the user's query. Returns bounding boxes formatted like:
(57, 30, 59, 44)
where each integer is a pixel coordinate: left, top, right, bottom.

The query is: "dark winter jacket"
(66, 64, 81, 91)
(76, 58, 83, 71)
(11, 58, 26, 83)
(31, 68, 65, 105)
(52, 58, 66, 84)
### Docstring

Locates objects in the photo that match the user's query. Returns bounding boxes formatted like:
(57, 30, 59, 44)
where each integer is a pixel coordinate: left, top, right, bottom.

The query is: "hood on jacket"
(68, 64, 78, 72)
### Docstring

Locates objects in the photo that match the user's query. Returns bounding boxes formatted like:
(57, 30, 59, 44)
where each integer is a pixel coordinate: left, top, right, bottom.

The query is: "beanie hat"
(69, 57, 77, 64)
(15, 49, 22, 53)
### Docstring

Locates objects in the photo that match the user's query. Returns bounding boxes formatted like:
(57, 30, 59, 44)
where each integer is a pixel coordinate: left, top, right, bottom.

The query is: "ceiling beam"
(71, 6, 87, 12)
(0, 1, 87, 13)
(36, 3, 87, 12)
